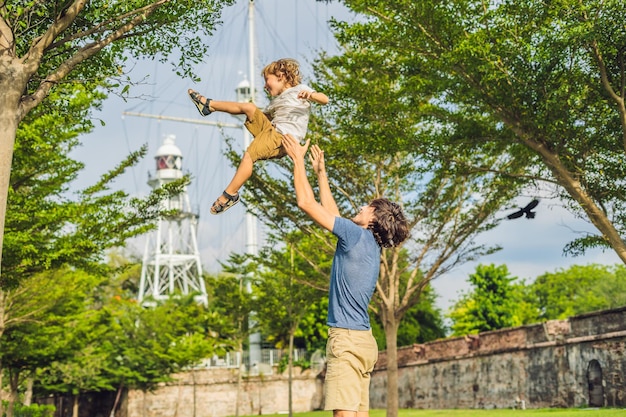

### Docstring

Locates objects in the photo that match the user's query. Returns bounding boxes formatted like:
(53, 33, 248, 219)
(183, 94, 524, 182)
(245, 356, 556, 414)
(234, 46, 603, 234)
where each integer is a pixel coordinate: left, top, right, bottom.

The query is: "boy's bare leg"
(187, 89, 257, 120)
(216, 152, 253, 204)
(188, 89, 258, 208)
(210, 100, 257, 120)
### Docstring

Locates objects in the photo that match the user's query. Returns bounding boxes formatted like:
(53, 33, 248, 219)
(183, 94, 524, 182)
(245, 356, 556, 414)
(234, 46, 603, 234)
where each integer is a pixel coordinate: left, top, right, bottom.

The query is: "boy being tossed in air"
(188, 58, 329, 214)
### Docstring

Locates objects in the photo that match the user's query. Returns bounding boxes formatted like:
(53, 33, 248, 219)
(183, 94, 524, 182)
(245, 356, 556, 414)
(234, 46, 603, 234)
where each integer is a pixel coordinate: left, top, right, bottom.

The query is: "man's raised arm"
(282, 134, 337, 232)
(309, 144, 340, 217)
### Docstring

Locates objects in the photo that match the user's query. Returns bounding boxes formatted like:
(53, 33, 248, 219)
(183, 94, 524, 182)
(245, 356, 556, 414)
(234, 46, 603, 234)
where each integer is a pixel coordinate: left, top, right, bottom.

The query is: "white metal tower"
(241, 0, 262, 371)
(138, 134, 208, 306)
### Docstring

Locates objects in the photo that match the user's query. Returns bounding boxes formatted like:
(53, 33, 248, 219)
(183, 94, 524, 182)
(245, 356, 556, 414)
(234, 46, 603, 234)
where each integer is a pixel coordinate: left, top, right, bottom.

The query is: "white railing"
(198, 348, 309, 375)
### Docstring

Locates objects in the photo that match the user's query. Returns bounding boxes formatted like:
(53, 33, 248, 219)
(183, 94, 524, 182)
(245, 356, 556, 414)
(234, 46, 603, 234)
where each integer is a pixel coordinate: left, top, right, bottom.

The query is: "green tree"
(0, 255, 222, 417)
(252, 231, 331, 350)
(1, 76, 194, 417)
(447, 264, 534, 336)
(0, 0, 235, 269)
(594, 265, 626, 309)
(528, 263, 626, 320)
(252, 233, 328, 417)
(292, 296, 328, 354)
(1, 80, 187, 398)
(448, 263, 626, 337)
(371, 285, 446, 350)
(36, 294, 220, 417)
(205, 265, 255, 352)
(0, 268, 102, 417)
(2, 83, 164, 290)
(209, 255, 258, 417)
(330, 0, 626, 262)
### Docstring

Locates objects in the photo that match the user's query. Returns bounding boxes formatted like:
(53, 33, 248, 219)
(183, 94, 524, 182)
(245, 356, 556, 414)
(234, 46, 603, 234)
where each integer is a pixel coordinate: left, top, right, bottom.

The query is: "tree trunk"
(0, 289, 6, 338)
(0, 56, 27, 273)
(384, 319, 400, 417)
(0, 113, 17, 274)
(7, 369, 20, 417)
(0, 365, 4, 417)
(235, 346, 243, 417)
(109, 383, 123, 417)
(0, 292, 4, 416)
(72, 394, 79, 417)
(191, 369, 197, 417)
(288, 331, 295, 417)
(23, 377, 34, 405)
(142, 390, 147, 417)
(0, 288, 6, 416)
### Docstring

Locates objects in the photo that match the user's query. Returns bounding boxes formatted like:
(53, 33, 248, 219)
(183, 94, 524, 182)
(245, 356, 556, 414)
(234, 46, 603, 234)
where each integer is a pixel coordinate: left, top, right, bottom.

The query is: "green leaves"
(1, 2, 240, 272)
(529, 263, 626, 320)
(447, 262, 626, 336)
(204, 264, 256, 346)
(447, 264, 530, 336)
(8, 1, 236, 84)
(335, 0, 626, 259)
(3, 79, 192, 288)
(251, 234, 328, 350)
(35, 292, 221, 395)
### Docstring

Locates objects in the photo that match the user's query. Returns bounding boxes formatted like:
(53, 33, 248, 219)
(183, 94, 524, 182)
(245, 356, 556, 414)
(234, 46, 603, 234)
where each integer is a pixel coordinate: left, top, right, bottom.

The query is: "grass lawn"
(247, 409, 626, 417)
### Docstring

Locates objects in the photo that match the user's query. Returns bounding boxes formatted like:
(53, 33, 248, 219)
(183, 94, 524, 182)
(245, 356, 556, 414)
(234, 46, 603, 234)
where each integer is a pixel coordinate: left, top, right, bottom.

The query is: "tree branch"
(0, 11, 14, 54)
(19, 0, 168, 118)
(47, 0, 169, 51)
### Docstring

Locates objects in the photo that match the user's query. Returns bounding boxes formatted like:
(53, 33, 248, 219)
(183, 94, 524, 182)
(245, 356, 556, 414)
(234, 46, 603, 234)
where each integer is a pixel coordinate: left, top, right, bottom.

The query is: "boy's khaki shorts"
(324, 327, 378, 412)
(244, 108, 286, 162)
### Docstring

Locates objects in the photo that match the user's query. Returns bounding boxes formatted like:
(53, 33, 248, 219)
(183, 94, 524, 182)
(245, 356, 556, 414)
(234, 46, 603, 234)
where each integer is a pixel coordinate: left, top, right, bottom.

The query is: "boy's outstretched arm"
(282, 134, 336, 232)
(297, 90, 329, 105)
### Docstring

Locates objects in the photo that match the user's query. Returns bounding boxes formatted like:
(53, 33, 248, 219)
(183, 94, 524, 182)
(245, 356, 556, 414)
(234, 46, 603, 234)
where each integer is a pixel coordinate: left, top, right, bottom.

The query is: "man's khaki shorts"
(324, 327, 378, 412)
(244, 108, 286, 162)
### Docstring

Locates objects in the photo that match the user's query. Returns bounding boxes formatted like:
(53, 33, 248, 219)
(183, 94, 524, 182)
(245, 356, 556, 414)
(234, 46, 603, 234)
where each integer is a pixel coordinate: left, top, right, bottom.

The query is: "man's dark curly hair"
(368, 198, 410, 248)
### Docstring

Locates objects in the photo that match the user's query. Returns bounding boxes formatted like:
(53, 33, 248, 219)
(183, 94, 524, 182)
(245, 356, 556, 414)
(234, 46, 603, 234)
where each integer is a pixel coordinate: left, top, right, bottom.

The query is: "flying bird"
(507, 199, 539, 220)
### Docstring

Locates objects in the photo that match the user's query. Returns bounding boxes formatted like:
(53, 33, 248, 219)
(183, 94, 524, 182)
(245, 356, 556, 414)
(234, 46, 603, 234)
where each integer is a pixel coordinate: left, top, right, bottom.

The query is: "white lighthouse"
(138, 134, 208, 305)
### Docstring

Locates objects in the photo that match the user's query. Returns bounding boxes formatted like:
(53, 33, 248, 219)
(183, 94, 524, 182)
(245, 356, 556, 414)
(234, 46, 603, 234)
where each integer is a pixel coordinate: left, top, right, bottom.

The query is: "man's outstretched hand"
(309, 144, 326, 176)
(283, 134, 310, 162)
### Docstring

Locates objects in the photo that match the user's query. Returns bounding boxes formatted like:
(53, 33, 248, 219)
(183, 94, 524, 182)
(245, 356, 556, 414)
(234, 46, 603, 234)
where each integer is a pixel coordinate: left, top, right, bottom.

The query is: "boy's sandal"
(188, 90, 212, 116)
(210, 191, 240, 215)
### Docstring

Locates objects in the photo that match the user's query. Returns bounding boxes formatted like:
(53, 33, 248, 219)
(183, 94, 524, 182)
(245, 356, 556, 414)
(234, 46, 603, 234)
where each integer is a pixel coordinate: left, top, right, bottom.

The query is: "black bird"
(507, 199, 539, 220)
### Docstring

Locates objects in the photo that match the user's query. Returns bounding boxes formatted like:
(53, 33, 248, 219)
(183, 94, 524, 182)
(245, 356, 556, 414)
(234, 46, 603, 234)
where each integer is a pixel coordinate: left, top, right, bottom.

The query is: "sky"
(70, 0, 622, 313)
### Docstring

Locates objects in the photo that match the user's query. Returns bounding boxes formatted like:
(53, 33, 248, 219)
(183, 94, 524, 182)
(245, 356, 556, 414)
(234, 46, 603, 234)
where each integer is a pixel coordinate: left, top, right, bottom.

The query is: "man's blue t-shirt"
(327, 217, 381, 330)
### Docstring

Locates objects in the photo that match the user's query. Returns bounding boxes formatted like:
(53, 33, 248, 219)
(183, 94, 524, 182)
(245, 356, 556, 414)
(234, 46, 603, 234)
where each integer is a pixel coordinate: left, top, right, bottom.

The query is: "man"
(282, 134, 410, 417)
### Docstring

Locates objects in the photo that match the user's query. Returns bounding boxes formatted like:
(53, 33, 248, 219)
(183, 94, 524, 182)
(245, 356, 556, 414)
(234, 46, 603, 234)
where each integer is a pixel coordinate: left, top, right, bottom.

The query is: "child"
(188, 58, 329, 215)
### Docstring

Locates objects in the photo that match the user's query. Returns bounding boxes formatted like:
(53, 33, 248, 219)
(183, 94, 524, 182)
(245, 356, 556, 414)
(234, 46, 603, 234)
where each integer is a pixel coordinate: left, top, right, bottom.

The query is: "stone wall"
(116, 306, 626, 416)
(125, 367, 323, 417)
(370, 306, 626, 409)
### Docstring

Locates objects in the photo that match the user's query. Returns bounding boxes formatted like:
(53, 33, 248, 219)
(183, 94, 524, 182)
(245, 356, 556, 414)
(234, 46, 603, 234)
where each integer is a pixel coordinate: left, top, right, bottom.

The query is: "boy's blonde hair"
(262, 58, 302, 86)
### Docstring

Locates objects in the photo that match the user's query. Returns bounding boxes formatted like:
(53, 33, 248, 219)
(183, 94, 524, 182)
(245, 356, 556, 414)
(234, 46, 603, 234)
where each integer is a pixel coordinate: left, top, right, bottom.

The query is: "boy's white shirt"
(264, 84, 313, 142)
